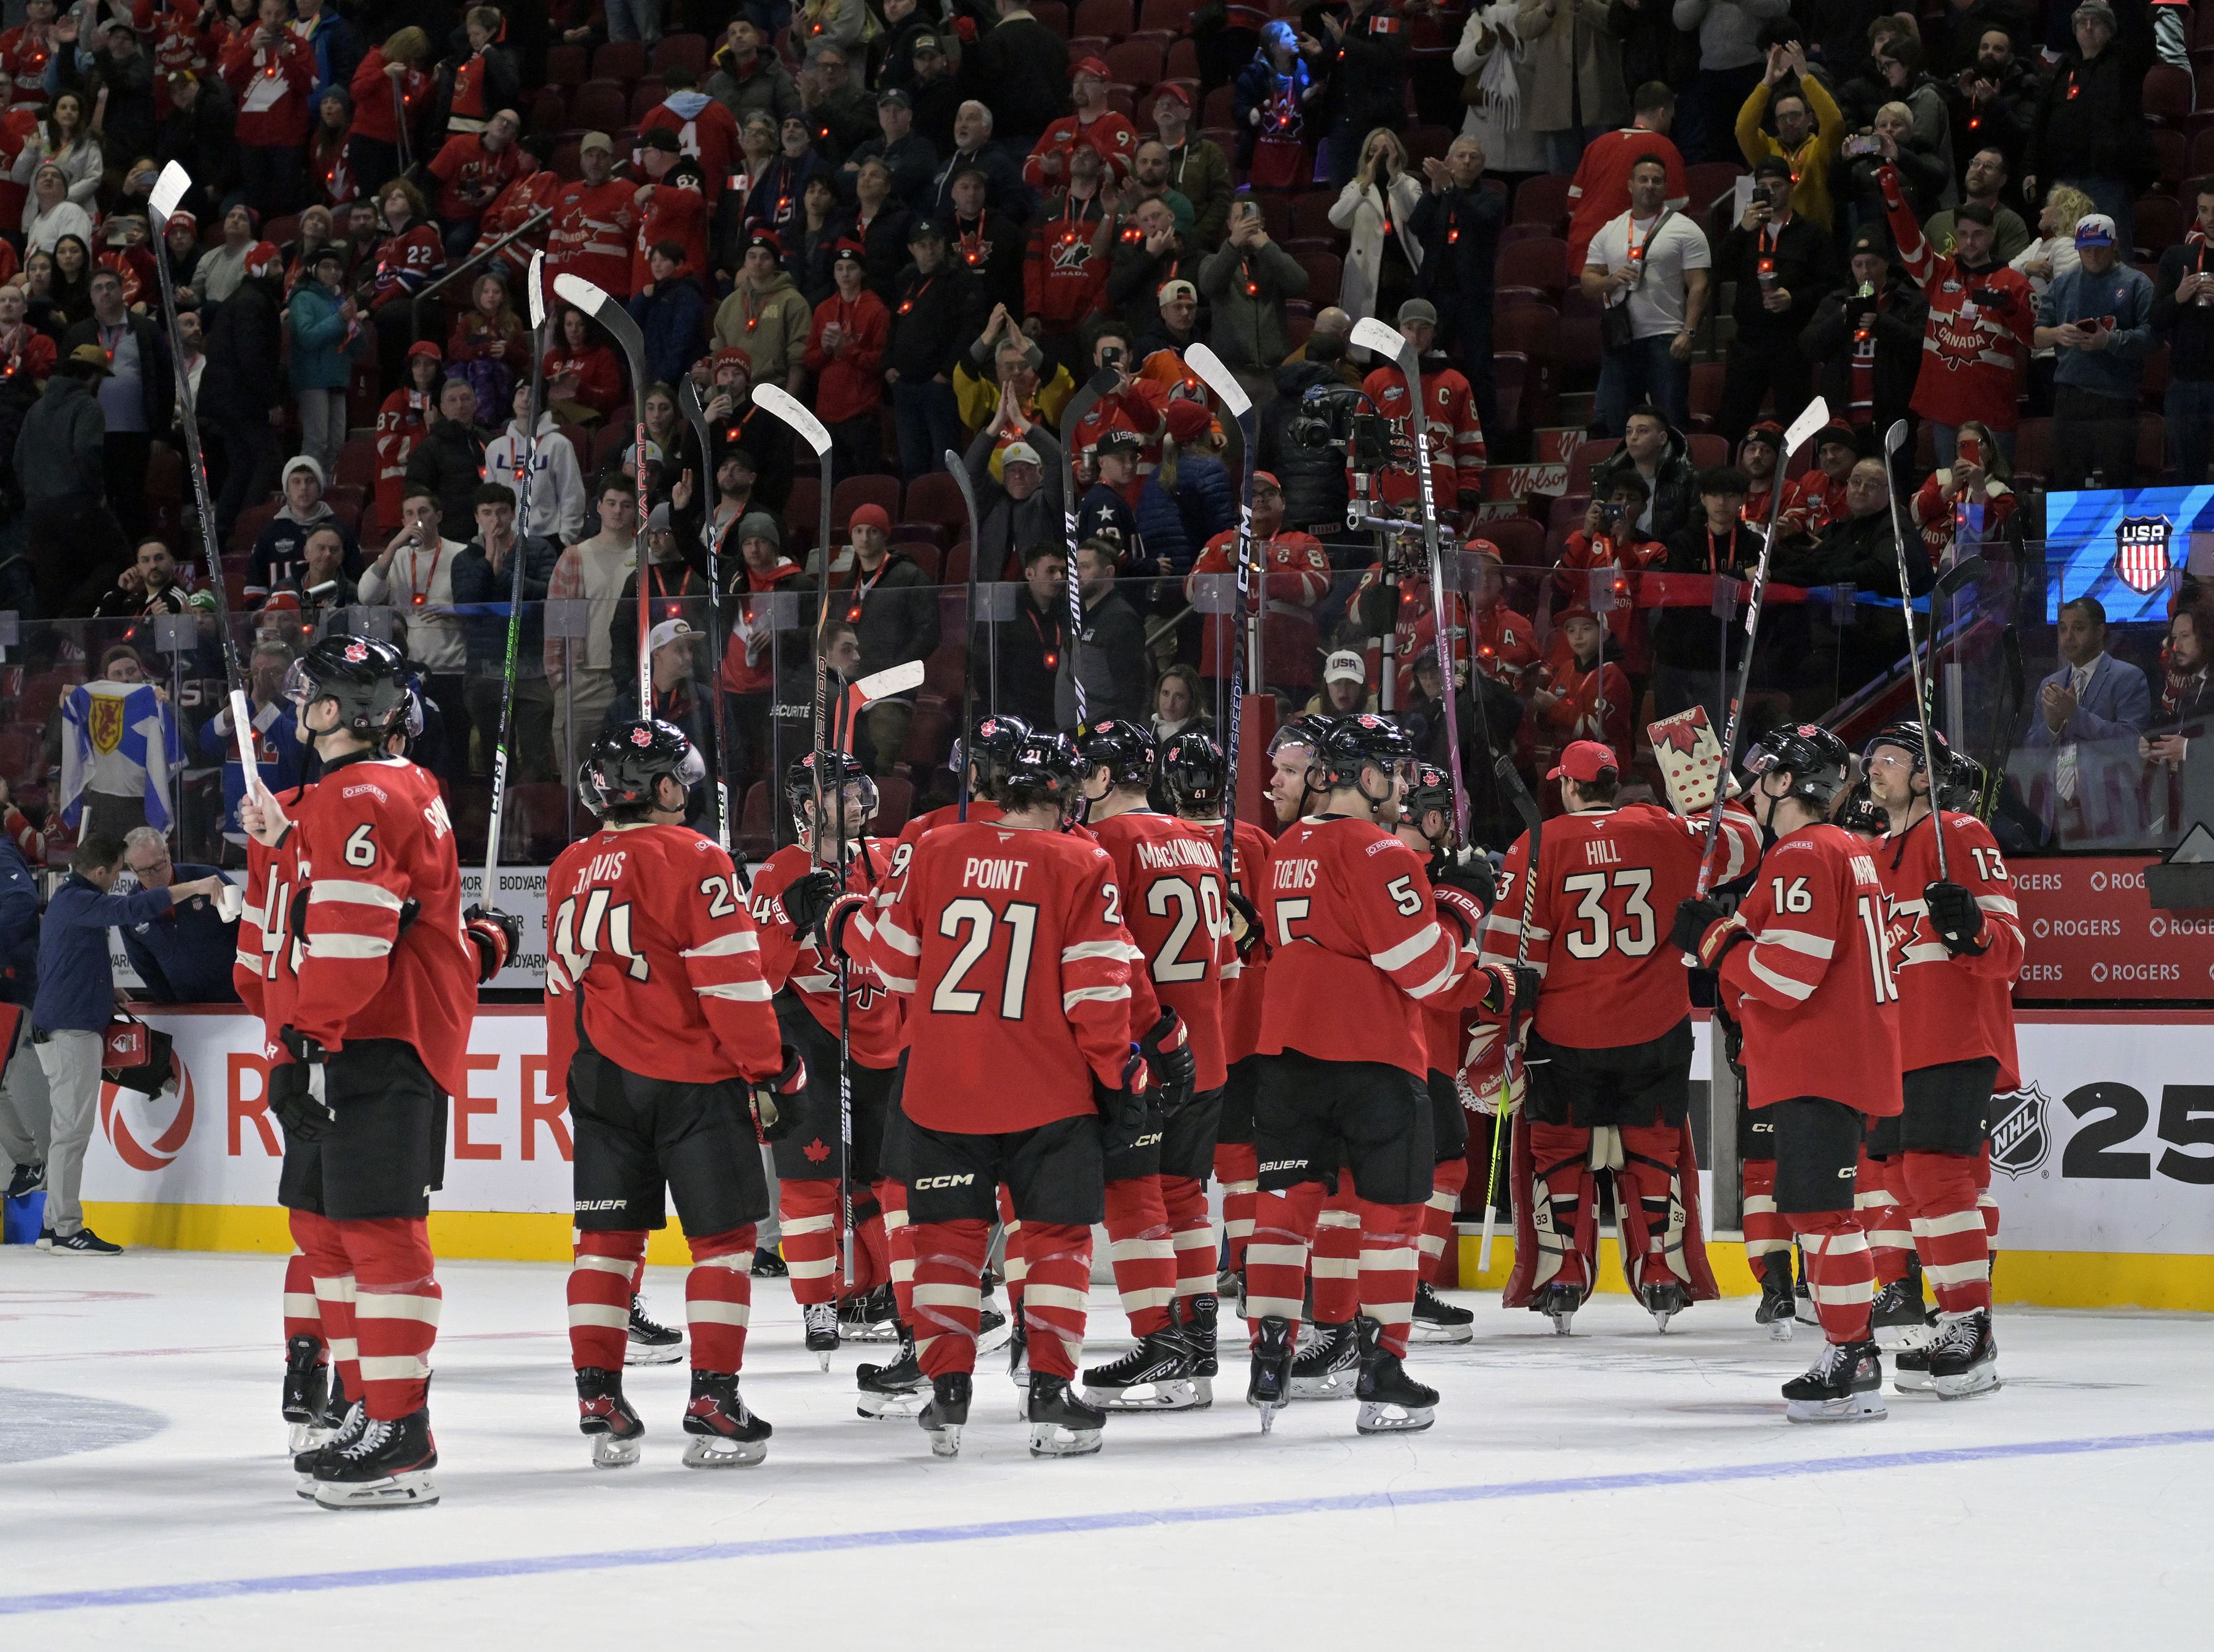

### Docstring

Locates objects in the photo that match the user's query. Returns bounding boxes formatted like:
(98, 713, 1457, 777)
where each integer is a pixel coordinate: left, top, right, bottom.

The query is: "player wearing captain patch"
(1357, 302, 1485, 514)
(748, 752, 903, 1371)
(1859, 723, 2021, 1399)
(546, 719, 803, 1472)
(1673, 725, 1901, 1424)
(1470, 741, 1759, 1335)
(825, 732, 1134, 1459)
(242, 637, 475, 1511)
(1246, 715, 1519, 1437)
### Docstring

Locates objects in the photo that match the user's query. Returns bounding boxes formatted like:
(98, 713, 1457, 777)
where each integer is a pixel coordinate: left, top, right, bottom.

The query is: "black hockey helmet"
(1000, 731, 1084, 816)
(1076, 718, 1156, 790)
(959, 711, 1034, 801)
(1937, 749, 1990, 814)
(1268, 712, 1338, 758)
(1835, 776, 1888, 838)
(1403, 762, 1456, 841)
(785, 748, 878, 832)
(1158, 729, 1227, 815)
(1862, 718, 1957, 790)
(581, 718, 705, 817)
(284, 633, 411, 740)
(1743, 722, 1851, 812)
(1317, 713, 1418, 793)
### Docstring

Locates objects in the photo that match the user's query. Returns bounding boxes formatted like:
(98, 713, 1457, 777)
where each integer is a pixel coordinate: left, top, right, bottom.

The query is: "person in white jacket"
(1454, 5, 1549, 175)
(482, 380, 587, 544)
(1327, 127, 1424, 338)
(357, 486, 472, 780)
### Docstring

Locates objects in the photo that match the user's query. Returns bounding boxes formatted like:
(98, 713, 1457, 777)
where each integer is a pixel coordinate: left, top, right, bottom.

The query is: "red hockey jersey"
(220, 25, 314, 148)
(235, 780, 314, 1039)
(1710, 822, 1903, 1114)
(1883, 169, 2035, 432)
(367, 224, 443, 312)
(373, 386, 433, 531)
(1023, 111, 1141, 190)
(1780, 467, 1849, 539)
(1873, 809, 2022, 1092)
(1259, 813, 1508, 1078)
(1091, 810, 1231, 1090)
(1553, 527, 1662, 674)
(751, 840, 903, 1070)
(638, 98, 742, 203)
(549, 177, 641, 302)
(859, 819, 1140, 1132)
(427, 131, 526, 226)
(1186, 527, 1330, 685)
(1532, 654, 1635, 775)
(1213, 816, 1274, 1065)
(1360, 361, 1485, 507)
(1023, 190, 1112, 329)
(544, 821, 784, 1086)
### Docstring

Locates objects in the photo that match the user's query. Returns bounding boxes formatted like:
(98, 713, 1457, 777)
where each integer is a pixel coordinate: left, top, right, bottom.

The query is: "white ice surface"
(3, 1250, 2211, 1649)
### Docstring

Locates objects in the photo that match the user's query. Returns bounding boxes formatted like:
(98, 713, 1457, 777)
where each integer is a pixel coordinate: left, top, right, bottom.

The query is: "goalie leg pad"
(1528, 1122, 1597, 1294)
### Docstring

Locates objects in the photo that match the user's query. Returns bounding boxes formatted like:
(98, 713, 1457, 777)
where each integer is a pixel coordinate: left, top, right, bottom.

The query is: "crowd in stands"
(0, 0, 2210, 885)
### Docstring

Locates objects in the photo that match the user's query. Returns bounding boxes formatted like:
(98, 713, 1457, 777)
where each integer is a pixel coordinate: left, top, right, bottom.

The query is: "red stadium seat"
(1035, 1, 1071, 36)
(830, 474, 902, 533)
(651, 33, 708, 78)
(1164, 36, 1199, 81)
(1295, 250, 1341, 306)
(1074, 0, 1135, 40)
(2146, 63, 2194, 121)
(336, 435, 379, 491)
(231, 501, 280, 554)
(1106, 39, 1164, 89)
(1496, 237, 1568, 295)
(530, 85, 568, 135)
(1254, 193, 1292, 239)
(1497, 221, 1555, 249)
(1566, 437, 1621, 496)
(1290, 192, 1337, 240)
(1494, 302, 1559, 362)
(1481, 515, 1547, 568)
(1145, 0, 1195, 27)
(592, 41, 648, 85)
(545, 44, 587, 87)
(1202, 83, 1237, 129)
(904, 471, 969, 537)
(1683, 161, 1745, 218)
(1514, 173, 1573, 229)
(2136, 194, 2184, 255)
(783, 477, 822, 550)
(1688, 361, 1726, 432)
(1685, 433, 1728, 470)
(627, 77, 667, 124)
(2013, 418, 2052, 478)
(566, 79, 628, 135)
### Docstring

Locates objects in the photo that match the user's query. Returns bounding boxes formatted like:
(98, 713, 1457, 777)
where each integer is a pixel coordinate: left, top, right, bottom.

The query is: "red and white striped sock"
(1357, 1201, 1424, 1358)
(1418, 1156, 1468, 1286)
(1159, 1173, 1215, 1306)
(873, 1177, 916, 1324)
(1017, 1220, 1093, 1380)
(1311, 1181, 1363, 1325)
(282, 1252, 323, 1354)
(1788, 1210, 1875, 1345)
(684, 1223, 756, 1373)
(777, 1178, 843, 1306)
(344, 1216, 440, 1422)
(1213, 1142, 1259, 1273)
(1244, 1181, 1324, 1338)
(1741, 1158, 1792, 1276)
(1974, 1142, 2000, 1247)
(291, 1210, 355, 1397)
(1854, 1150, 1914, 1287)
(1103, 1175, 1176, 1336)
(910, 1217, 989, 1378)
(1902, 1150, 1992, 1315)
(568, 1228, 647, 1370)
(849, 1194, 888, 1297)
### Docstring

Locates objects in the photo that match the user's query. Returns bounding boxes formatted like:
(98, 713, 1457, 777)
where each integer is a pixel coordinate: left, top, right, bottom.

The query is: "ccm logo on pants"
(914, 1174, 977, 1189)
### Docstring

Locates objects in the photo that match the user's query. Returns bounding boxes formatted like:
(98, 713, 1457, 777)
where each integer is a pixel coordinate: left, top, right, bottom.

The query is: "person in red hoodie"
(545, 303, 625, 424)
(804, 240, 889, 480)
(720, 508, 812, 800)
(346, 25, 432, 199)
(219, 0, 314, 215)
(629, 149, 711, 296)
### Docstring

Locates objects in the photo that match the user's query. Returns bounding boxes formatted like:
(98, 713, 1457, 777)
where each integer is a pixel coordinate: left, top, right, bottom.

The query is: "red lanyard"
(405, 542, 445, 608)
(1627, 212, 1662, 268)
(1705, 529, 1737, 575)
(98, 320, 124, 363)
(1025, 606, 1058, 670)
(897, 274, 934, 316)
(844, 557, 887, 621)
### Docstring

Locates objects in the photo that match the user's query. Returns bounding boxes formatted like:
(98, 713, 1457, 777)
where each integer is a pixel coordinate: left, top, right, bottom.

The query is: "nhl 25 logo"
(1990, 1084, 2050, 1179)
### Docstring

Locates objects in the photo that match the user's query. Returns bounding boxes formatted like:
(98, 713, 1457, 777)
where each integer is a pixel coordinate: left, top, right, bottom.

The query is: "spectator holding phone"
(2150, 178, 2214, 487)
(2034, 213, 2154, 490)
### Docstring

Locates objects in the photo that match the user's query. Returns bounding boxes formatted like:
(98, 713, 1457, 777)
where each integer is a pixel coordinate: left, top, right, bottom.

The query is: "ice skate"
(1792, 1242, 1818, 1325)
(1081, 1326, 1202, 1411)
(1246, 1314, 1295, 1433)
(625, 1293, 683, 1365)
(803, 1301, 840, 1371)
(1352, 1318, 1437, 1435)
(918, 1372, 970, 1458)
(749, 1247, 788, 1278)
(282, 1335, 329, 1455)
(293, 1381, 362, 1499)
(1007, 1314, 1031, 1414)
(1288, 1319, 1359, 1399)
(855, 1325, 930, 1419)
(1892, 1341, 1934, 1393)
(1870, 1278, 1935, 1348)
(576, 1366, 644, 1467)
(1410, 1281, 1475, 1343)
(838, 1284, 900, 1342)
(681, 1371, 771, 1467)
(975, 1301, 1012, 1357)
(1026, 1373, 1106, 1457)
(1533, 1281, 1581, 1335)
(1643, 1281, 1690, 1333)
(1928, 1310, 2001, 1400)
(1753, 1253, 1796, 1341)
(1180, 1295, 1219, 1404)
(311, 1408, 440, 1509)
(1782, 1339, 1888, 1423)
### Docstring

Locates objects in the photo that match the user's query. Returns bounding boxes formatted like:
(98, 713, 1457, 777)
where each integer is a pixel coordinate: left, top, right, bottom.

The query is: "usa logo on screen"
(2114, 515, 2173, 595)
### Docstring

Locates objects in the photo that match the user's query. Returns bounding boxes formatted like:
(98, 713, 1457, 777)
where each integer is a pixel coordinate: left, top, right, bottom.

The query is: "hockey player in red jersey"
(1673, 725, 1902, 1422)
(748, 752, 903, 1377)
(1859, 723, 2020, 1398)
(546, 720, 806, 1469)
(804, 733, 1143, 1459)
(1472, 740, 1760, 1334)
(1359, 301, 1486, 516)
(1073, 721, 1220, 1411)
(1248, 715, 1523, 1434)
(239, 637, 478, 1509)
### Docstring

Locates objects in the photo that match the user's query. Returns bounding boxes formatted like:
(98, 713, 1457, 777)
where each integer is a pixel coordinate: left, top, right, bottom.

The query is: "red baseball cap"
(407, 340, 443, 362)
(1073, 55, 1111, 80)
(1252, 470, 1282, 491)
(1153, 82, 1194, 109)
(1547, 739, 1619, 783)
(1555, 604, 1600, 627)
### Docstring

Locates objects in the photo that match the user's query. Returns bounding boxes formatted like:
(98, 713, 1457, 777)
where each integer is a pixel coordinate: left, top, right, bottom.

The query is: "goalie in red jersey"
(238, 637, 480, 1511)
(545, 720, 806, 1471)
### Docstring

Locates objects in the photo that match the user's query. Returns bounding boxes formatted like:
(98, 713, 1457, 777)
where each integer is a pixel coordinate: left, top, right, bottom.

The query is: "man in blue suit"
(2020, 595, 2152, 846)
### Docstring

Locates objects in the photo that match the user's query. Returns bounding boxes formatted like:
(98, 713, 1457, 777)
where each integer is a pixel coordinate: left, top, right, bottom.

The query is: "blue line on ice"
(10, 1428, 2212, 1616)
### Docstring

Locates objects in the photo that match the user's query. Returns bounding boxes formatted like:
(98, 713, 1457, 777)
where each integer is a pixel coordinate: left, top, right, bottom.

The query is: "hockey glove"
(1430, 848, 1498, 910)
(1224, 889, 1263, 961)
(1433, 881, 1487, 947)
(1713, 1001, 1745, 1079)
(1671, 896, 1747, 968)
(748, 1044, 807, 1142)
(269, 1027, 335, 1142)
(1140, 1009, 1196, 1115)
(777, 868, 843, 942)
(464, 903, 522, 985)
(1094, 1048, 1155, 1156)
(1922, 879, 1988, 956)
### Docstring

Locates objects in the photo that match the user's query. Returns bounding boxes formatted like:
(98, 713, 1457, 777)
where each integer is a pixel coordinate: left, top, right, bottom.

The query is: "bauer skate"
(1082, 1327, 1204, 1411)
(976, 1301, 1012, 1357)
(1927, 1310, 2001, 1400)
(293, 1384, 363, 1499)
(282, 1335, 330, 1456)
(1753, 1252, 1796, 1341)
(1288, 1319, 1359, 1399)
(576, 1367, 644, 1468)
(1353, 1319, 1437, 1435)
(625, 1293, 684, 1365)
(1246, 1315, 1295, 1433)
(918, 1372, 970, 1457)
(1782, 1339, 1887, 1424)
(1410, 1281, 1475, 1344)
(856, 1325, 930, 1419)
(1643, 1281, 1691, 1333)
(681, 1372, 771, 1467)
(803, 1301, 840, 1371)
(1533, 1281, 1581, 1335)
(1870, 1279, 1936, 1349)
(311, 1408, 440, 1509)
(1026, 1373, 1106, 1458)
(839, 1284, 900, 1343)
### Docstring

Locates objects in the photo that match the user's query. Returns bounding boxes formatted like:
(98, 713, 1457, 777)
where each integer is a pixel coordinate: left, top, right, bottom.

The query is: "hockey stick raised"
(481, 251, 549, 907)
(1881, 417, 1947, 880)
(749, 384, 837, 854)
(552, 274, 654, 706)
(1477, 775, 1544, 1274)
(1182, 344, 1259, 878)
(679, 376, 741, 862)
(945, 448, 985, 820)
(1057, 367, 1122, 728)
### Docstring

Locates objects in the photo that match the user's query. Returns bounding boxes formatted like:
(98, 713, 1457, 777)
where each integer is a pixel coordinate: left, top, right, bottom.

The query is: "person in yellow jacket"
(1735, 42, 1847, 231)
(954, 303, 1075, 451)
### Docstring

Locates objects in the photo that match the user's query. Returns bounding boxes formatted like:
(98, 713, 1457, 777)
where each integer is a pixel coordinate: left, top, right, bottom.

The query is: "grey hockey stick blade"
(553, 272, 643, 354)
(944, 450, 980, 514)
(1781, 395, 1830, 458)
(754, 384, 833, 457)
(551, 271, 611, 316)
(1349, 315, 1407, 363)
(1882, 417, 1909, 461)
(1495, 752, 1542, 829)
(678, 374, 706, 425)
(526, 250, 547, 331)
(853, 659, 926, 705)
(1182, 343, 1251, 418)
(1935, 552, 1988, 598)
(149, 161, 191, 224)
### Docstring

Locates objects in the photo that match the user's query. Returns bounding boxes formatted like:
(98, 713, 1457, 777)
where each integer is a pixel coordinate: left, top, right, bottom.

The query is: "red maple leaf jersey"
(857, 820, 1140, 1133)
(1186, 528, 1330, 685)
(1474, 802, 1760, 1074)
(427, 131, 527, 228)
(1872, 811, 2023, 1091)
(1023, 112, 1141, 190)
(1360, 362, 1485, 507)
(549, 177, 641, 302)
(1712, 822, 1903, 1114)
(1780, 467, 1848, 540)
(1090, 811, 1231, 1090)
(1022, 190, 1111, 330)
(1532, 653, 1635, 775)
(1883, 170, 2036, 433)
(751, 840, 904, 1071)
(1553, 528, 1663, 674)
(286, 756, 474, 1102)
(370, 387, 433, 539)
(219, 26, 314, 148)
(235, 781, 315, 1041)
(1259, 814, 1509, 1078)
(545, 821, 784, 1087)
